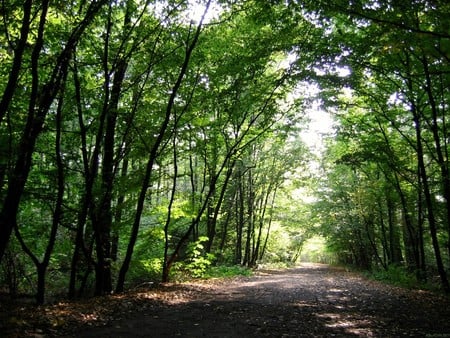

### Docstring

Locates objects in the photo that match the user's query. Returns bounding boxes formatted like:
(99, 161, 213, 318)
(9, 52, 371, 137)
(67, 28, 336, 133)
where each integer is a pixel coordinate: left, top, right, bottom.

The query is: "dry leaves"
(1, 265, 450, 337)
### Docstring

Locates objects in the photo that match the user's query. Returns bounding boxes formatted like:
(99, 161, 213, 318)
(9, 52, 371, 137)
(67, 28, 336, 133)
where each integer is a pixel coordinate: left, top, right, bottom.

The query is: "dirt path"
(3, 263, 450, 337)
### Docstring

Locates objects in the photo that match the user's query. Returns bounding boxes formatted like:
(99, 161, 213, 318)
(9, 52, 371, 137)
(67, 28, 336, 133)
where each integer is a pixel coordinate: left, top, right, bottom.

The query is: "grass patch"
(204, 265, 253, 279)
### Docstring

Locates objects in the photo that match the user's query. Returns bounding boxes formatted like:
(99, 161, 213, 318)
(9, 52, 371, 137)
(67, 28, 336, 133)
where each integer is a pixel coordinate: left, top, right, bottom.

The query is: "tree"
(0, 0, 108, 266)
(307, 0, 450, 291)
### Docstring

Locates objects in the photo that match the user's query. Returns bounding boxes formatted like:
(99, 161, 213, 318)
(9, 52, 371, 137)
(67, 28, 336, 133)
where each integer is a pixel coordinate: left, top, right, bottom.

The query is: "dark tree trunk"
(93, 55, 128, 295)
(387, 198, 403, 265)
(413, 106, 450, 292)
(378, 200, 389, 267)
(364, 216, 385, 270)
(0, 0, 108, 264)
(252, 179, 277, 266)
(421, 55, 450, 262)
(163, 136, 178, 284)
(219, 189, 236, 256)
(112, 158, 128, 262)
(243, 169, 254, 267)
(235, 173, 244, 265)
(260, 186, 277, 261)
(206, 163, 234, 253)
(68, 54, 97, 298)
(13, 73, 66, 305)
(0, 0, 32, 124)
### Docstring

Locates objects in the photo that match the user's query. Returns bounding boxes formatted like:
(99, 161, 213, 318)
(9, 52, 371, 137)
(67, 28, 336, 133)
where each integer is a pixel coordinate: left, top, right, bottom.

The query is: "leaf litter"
(2, 263, 450, 337)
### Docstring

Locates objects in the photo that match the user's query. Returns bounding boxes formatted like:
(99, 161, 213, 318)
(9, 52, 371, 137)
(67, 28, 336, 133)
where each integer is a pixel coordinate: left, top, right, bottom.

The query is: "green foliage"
(2, 0, 449, 302)
(125, 227, 165, 284)
(261, 225, 293, 263)
(0, 241, 30, 295)
(301, 236, 334, 264)
(204, 265, 252, 279)
(185, 236, 216, 278)
(369, 265, 422, 290)
(126, 258, 163, 285)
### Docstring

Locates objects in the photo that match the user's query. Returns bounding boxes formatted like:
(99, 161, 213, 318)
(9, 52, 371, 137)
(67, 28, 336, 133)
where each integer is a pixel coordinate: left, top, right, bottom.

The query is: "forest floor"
(2, 263, 450, 337)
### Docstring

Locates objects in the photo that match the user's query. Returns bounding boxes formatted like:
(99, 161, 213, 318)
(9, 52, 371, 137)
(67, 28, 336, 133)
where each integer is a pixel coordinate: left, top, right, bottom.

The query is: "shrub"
(370, 265, 418, 289)
(184, 237, 215, 278)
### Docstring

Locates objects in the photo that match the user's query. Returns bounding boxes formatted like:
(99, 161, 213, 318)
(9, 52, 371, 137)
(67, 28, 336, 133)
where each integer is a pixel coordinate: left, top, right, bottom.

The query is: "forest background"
(0, 0, 449, 305)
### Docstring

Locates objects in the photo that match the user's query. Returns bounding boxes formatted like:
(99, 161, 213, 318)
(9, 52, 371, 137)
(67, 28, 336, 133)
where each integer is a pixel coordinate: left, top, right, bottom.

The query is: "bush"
(126, 258, 163, 286)
(370, 265, 419, 289)
(183, 236, 215, 278)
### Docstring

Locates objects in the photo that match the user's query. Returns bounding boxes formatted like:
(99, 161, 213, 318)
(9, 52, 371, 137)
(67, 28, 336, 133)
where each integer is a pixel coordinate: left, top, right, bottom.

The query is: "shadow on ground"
(64, 264, 450, 337)
(3, 264, 450, 337)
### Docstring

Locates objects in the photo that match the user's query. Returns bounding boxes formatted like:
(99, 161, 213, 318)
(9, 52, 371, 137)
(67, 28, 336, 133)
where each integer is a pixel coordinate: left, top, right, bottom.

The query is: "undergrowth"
(366, 265, 440, 292)
(204, 265, 253, 279)
(369, 265, 417, 288)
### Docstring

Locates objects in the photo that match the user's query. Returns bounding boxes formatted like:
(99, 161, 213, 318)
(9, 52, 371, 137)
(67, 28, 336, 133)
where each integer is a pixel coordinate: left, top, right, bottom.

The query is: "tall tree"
(307, 0, 450, 290)
(0, 0, 108, 264)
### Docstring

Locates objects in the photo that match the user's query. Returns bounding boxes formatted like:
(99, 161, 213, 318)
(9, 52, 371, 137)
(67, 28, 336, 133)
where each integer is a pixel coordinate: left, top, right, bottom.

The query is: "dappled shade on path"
(2, 263, 450, 337)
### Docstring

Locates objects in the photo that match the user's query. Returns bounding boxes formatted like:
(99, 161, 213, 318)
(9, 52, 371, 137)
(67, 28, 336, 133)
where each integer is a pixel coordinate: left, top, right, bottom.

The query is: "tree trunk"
(413, 106, 450, 292)
(260, 186, 277, 261)
(0, 0, 108, 264)
(116, 2, 211, 291)
(235, 172, 244, 265)
(387, 197, 403, 265)
(69, 54, 94, 298)
(421, 55, 450, 262)
(0, 0, 32, 124)
(162, 136, 178, 283)
(204, 134, 230, 254)
(243, 169, 254, 267)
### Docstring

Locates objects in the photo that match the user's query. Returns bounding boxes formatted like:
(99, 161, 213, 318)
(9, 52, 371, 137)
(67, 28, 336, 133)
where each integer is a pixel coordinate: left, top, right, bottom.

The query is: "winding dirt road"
(64, 263, 450, 337)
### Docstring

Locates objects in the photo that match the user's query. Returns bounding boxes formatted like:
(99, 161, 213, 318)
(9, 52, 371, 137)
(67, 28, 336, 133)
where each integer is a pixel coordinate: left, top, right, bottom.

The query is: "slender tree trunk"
(69, 53, 95, 298)
(421, 56, 450, 262)
(0, 0, 32, 124)
(378, 200, 389, 266)
(116, 1, 211, 291)
(0, 0, 108, 264)
(387, 197, 402, 264)
(235, 172, 244, 265)
(162, 174, 221, 282)
(404, 51, 448, 290)
(162, 136, 178, 283)
(0, 0, 50, 265)
(162, 150, 234, 280)
(417, 186, 427, 280)
(13, 75, 66, 305)
(206, 163, 235, 253)
(112, 158, 128, 262)
(413, 107, 450, 292)
(260, 187, 278, 261)
(94, 56, 128, 295)
(251, 184, 272, 267)
(394, 171, 421, 271)
(376, 116, 421, 271)
(243, 169, 254, 267)
(219, 189, 236, 256)
(364, 215, 385, 270)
